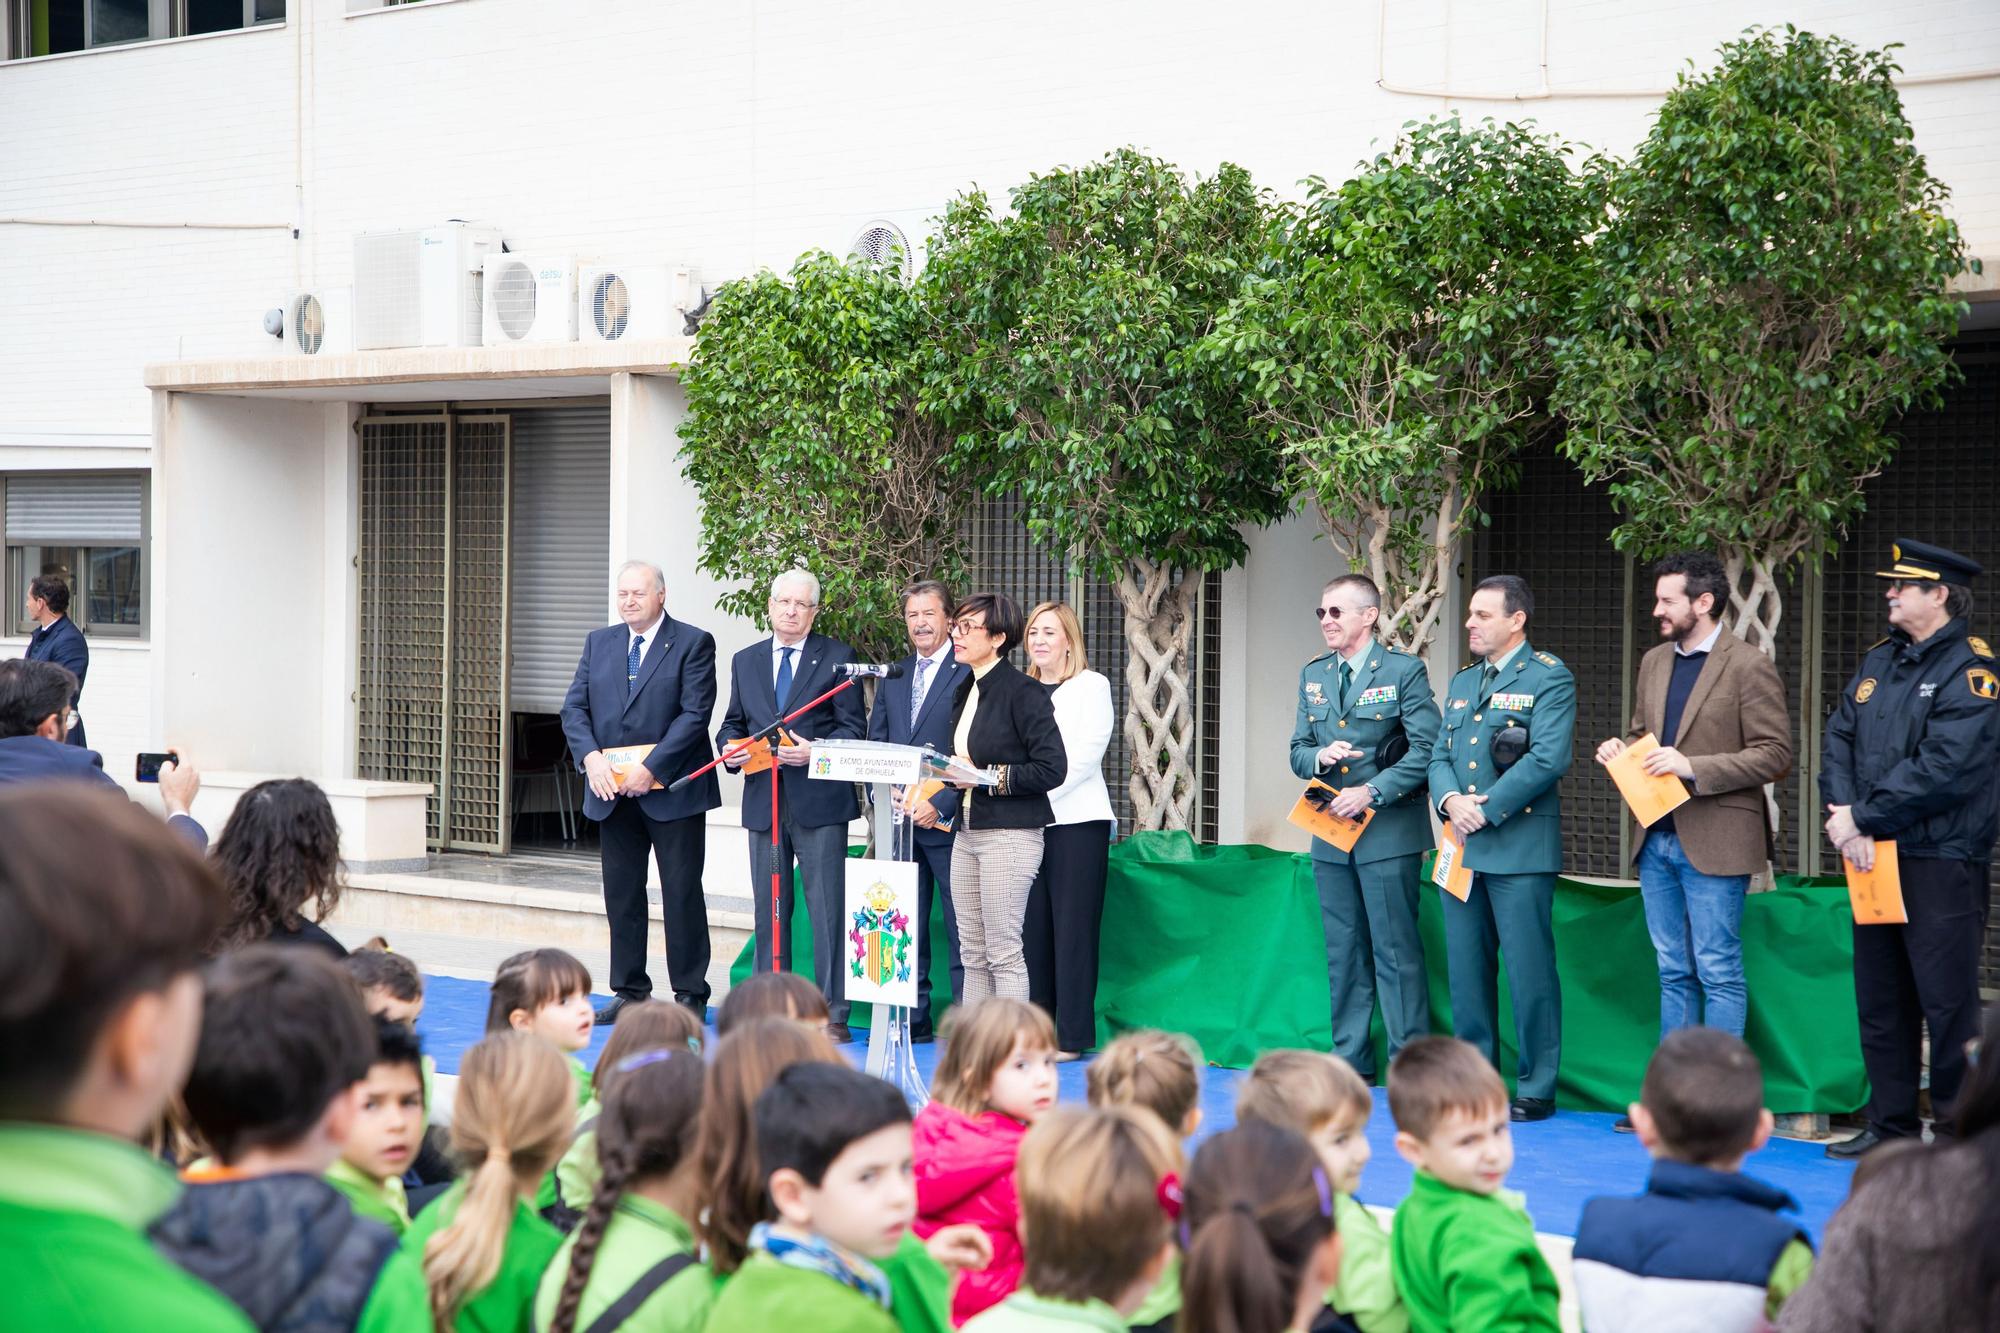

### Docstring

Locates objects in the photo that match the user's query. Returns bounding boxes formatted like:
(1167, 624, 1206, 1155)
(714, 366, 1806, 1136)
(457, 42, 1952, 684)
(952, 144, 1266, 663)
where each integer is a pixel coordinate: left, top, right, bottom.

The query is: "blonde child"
(327, 1018, 427, 1235)
(402, 1031, 577, 1331)
(538, 1047, 711, 1333)
(914, 997, 1061, 1323)
(554, 1000, 704, 1220)
(1385, 1037, 1559, 1333)
(1085, 1030, 1203, 1332)
(964, 1105, 1183, 1331)
(1237, 1049, 1403, 1333)
(1180, 1120, 1345, 1333)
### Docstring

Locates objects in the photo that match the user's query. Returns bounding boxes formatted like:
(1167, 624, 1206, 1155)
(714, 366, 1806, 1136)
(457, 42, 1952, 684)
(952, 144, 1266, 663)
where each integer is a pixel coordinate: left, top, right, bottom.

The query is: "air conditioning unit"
(278, 287, 352, 356)
(578, 264, 698, 343)
(483, 255, 579, 346)
(846, 214, 931, 283)
(352, 223, 501, 350)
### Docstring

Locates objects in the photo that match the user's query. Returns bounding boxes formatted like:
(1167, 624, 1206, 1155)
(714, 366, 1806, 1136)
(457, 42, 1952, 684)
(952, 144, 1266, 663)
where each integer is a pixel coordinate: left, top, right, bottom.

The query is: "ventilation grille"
(590, 272, 631, 340)
(848, 220, 915, 282)
(488, 259, 539, 341)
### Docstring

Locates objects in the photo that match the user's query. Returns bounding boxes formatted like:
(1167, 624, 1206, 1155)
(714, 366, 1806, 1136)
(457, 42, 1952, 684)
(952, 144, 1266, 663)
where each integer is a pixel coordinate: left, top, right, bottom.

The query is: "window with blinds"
(4, 472, 148, 638)
(507, 403, 611, 715)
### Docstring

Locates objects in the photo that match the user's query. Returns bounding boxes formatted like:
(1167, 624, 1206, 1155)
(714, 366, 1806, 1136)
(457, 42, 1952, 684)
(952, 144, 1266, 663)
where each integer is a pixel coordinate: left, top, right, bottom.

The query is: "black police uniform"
(1821, 539, 2000, 1142)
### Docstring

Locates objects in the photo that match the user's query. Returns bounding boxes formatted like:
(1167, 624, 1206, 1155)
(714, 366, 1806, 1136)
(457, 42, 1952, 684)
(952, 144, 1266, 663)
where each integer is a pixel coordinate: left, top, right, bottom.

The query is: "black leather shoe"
(1825, 1127, 1889, 1159)
(910, 1024, 935, 1044)
(825, 1022, 854, 1045)
(1509, 1097, 1556, 1123)
(593, 995, 642, 1026)
(1613, 1114, 1636, 1134)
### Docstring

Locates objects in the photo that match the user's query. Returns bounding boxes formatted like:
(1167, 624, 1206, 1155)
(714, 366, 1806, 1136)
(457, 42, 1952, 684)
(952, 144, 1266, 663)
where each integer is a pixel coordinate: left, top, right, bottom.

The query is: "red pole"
(771, 755, 783, 973)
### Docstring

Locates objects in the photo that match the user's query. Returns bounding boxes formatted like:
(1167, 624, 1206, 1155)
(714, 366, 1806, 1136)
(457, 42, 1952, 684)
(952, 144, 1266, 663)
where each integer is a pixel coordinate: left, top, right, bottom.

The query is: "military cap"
(1876, 539, 1982, 585)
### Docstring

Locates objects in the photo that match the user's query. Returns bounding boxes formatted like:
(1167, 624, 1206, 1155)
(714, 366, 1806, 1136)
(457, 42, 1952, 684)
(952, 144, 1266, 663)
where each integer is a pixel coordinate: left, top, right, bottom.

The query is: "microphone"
(838, 662, 907, 679)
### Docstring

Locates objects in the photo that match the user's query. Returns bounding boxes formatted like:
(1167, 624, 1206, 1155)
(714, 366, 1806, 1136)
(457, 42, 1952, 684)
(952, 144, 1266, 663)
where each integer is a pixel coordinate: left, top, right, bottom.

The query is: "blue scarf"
(749, 1221, 894, 1310)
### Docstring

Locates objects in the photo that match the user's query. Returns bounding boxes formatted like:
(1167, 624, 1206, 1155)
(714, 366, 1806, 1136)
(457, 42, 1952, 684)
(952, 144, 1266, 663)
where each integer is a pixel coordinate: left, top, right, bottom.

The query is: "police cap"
(1876, 539, 1982, 585)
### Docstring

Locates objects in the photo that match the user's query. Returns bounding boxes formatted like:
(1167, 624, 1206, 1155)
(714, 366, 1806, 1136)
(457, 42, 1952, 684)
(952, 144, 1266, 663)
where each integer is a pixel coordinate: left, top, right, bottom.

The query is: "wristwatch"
(1365, 783, 1382, 806)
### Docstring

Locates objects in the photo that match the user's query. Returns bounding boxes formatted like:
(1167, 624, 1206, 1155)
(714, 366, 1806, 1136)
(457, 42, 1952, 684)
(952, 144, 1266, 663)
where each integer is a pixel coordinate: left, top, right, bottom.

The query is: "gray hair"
(769, 569, 820, 605)
(617, 560, 666, 594)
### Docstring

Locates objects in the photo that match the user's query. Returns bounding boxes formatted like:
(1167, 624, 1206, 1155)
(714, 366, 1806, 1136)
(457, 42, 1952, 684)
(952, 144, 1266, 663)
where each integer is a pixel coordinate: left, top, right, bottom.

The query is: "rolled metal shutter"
(5, 473, 144, 543)
(507, 403, 611, 714)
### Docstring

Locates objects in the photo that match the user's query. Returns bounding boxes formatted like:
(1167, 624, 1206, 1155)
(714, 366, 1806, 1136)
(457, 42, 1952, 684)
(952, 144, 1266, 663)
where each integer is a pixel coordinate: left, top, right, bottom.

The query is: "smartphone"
(135, 751, 177, 783)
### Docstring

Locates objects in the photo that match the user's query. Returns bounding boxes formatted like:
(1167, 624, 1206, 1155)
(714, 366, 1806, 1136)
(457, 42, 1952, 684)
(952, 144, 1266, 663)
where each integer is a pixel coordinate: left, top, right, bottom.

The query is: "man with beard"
(1594, 552, 1792, 1131)
(1819, 539, 2000, 1159)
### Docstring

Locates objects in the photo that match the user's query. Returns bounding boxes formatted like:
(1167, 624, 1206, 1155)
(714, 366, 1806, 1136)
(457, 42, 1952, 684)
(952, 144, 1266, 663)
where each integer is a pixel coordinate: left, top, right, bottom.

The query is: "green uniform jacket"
(0, 1123, 255, 1333)
(1390, 1171, 1560, 1333)
(701, 1251, 899, 1333)
(360, 1248, 436, 1333)
(327, 1157, 412, 1235)
(1291, 643, 1441, 864)
(961, 1289, 1126, 1332)
(879, 1230, 955, 1333)
(533, 1195, 716, 1333)
(1426, 644, 1575, 875)
(402, 1177, 565, 1333)
(1330, 1193, 1407, 1333)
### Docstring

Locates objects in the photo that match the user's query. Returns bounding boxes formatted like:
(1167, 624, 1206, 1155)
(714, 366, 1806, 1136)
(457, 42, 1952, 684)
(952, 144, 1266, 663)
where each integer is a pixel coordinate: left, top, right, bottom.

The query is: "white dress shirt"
(626, 615, 664, 669)
(1677, 621, 1724, 657)
(772, 635, 808, 687)
(1045, 669, 1116, 827)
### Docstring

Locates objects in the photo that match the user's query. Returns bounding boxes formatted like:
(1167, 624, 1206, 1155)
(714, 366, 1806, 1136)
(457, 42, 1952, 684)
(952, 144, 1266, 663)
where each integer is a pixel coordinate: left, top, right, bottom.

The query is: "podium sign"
(845, 859, 921, 1008)
(810, 740, 924, 786)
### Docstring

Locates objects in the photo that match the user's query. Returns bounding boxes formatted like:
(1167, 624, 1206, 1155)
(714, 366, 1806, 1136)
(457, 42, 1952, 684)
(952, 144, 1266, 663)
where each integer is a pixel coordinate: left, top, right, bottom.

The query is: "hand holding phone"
(135, 751, 177, 784)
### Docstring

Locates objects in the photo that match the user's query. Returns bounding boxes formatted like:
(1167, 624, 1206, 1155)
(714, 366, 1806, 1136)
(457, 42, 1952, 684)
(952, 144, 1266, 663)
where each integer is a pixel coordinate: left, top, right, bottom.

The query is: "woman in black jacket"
(946, 591, 1068, 1004)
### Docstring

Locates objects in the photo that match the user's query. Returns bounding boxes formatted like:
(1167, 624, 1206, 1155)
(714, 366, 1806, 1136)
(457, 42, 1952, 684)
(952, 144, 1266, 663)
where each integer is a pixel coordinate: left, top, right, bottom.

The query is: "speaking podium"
(809, 738, 997, 1103)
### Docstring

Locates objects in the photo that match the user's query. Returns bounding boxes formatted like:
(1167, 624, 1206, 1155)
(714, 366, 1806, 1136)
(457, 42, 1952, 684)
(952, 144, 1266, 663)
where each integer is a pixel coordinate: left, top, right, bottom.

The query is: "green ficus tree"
(1553, 27, 1973, 658)
(679, 250, 975, 664)
(923, 148, 1286, 832)
(1208, 115, 1597, 653)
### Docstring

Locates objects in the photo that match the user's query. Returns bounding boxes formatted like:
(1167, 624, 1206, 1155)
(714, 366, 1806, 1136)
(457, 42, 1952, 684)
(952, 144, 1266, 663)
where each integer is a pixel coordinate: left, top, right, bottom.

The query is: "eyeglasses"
(1314, 606, 1348, 621)
(951, 620, 990, 637)
(771, 597, 817, 612)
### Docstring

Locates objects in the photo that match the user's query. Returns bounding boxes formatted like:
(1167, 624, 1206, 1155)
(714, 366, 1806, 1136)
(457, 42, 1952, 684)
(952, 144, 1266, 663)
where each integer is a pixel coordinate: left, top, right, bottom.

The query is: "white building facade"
(3, 0, 1997, 873)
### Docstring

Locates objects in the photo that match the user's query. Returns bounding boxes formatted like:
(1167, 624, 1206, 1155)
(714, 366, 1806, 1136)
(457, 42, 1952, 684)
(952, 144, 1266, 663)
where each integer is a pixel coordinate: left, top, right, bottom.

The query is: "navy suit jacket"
(560, 615, 723, 824)
(25, 615, 88, 747)
(717, 633, 865, 831)
(0, 735, 207, 852)
(866, 649, 966, 845)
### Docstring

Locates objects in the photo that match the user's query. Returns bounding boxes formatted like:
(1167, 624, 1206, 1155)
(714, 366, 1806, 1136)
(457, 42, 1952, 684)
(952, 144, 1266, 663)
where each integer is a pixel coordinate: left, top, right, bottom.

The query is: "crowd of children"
(10, 782, 1993, 1332)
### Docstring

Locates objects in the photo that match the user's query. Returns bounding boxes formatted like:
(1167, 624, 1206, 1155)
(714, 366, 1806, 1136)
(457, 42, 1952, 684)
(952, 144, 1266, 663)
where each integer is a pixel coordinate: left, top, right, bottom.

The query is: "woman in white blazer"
(1022, 601, 1117, 1058)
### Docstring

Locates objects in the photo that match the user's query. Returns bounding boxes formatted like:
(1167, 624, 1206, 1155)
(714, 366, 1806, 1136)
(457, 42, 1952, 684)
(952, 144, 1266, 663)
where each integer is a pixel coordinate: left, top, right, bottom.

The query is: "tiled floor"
(389, 851, 753, 917)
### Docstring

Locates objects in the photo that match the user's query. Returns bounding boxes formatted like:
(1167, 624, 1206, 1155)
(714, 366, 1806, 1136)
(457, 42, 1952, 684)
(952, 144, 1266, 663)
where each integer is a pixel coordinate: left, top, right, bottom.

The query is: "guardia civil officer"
(1428, 574, 1576, 1121)
(1821, 538, 2000, 1159)
(1289, 573, 1441, 1077)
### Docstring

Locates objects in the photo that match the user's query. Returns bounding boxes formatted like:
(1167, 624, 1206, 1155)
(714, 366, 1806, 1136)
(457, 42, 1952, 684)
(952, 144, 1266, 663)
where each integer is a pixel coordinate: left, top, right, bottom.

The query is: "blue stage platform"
(413, 973, 1856, 1241)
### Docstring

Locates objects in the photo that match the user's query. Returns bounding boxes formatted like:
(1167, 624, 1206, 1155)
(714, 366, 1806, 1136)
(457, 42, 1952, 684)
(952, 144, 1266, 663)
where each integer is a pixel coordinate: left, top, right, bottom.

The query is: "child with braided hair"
(1086, 1029, 1204, 1332)
(537, 1045, 711, 1333)
(553, 1000, 705, 1224)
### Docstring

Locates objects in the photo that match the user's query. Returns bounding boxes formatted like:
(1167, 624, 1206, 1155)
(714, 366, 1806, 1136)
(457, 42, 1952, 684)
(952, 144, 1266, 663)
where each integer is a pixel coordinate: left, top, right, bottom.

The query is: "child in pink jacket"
(913, 998, 1061, 1325)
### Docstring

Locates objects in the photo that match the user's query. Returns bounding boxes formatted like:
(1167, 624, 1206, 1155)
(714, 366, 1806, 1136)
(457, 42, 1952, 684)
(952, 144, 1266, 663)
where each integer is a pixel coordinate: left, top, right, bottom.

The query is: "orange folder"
(1605, 734, 1692, 828)
(1432, 826, 1473, 902)
(1844, 841, 1907, 925)
(1287, 781, 1373, 853)
(720, 730, 796, 776)
(601, 744, 664, 791)
(901, 778, 957, 833)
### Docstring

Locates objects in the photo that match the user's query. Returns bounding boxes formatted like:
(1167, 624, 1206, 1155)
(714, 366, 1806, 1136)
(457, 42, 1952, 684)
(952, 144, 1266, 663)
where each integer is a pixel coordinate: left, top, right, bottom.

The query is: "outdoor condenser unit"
(352, 223, 502, 350)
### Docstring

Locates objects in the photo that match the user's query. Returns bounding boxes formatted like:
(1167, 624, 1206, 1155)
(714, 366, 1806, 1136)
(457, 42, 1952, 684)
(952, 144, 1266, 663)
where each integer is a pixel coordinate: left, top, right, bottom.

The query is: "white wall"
(5, 0, 1999, 820)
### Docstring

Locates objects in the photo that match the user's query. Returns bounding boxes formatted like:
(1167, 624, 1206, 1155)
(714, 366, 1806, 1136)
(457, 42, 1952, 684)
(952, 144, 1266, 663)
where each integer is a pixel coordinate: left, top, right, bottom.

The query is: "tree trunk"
(1118, 557, 1200, 832)
(1720, 548, 1784, 662)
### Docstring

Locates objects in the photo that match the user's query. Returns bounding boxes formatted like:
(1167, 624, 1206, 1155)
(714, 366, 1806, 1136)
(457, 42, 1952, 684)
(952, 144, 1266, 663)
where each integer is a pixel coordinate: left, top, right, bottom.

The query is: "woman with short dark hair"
(946, 592, 1068, 1003)
(211, 778, 348, 958)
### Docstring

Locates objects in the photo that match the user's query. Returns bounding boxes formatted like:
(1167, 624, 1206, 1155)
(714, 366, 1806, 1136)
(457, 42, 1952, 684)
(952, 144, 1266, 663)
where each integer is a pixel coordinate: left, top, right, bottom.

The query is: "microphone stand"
(672, 675, 862, 975)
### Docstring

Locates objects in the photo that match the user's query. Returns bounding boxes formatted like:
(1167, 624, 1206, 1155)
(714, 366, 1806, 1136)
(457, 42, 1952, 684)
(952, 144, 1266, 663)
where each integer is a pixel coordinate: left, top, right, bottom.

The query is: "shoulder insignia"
(1306, 651, 1335, 667)
(1971, 636, 1993, 659)
(1534, 651, 1561, 667)
(1969, 667, 1999, 701)
(1867, 637, 1890, 652)
(1459, 661, 1479, 674)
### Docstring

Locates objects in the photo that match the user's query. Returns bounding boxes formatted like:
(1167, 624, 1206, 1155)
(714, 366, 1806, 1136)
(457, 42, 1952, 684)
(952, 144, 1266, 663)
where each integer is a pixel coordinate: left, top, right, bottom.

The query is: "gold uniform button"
(1337, 720, 1347, 728)
(1340, 766, 1350, 774)
(1467, 760, 1478, 770)
(1473, 714, 1483, 722)
(1525, 805, 1533, 814)
(1467, 783, 1478, 793)
(1469, 737, 1479, 745)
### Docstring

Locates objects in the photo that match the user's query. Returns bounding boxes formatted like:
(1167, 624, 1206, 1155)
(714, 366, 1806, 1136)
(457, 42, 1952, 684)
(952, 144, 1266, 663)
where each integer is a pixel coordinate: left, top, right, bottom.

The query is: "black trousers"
(1024, 820, 1112, 1051)
(598, 801, 710, 1005)
(913, 835, 963, 1035)
(1853, 855, 1987, 1136)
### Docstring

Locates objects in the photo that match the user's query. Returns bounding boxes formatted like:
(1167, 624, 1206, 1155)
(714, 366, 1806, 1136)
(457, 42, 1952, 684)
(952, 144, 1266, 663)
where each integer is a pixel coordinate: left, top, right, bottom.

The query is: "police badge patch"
(1969, 668, 1999, 701)
(1856, 678, 1878, 703)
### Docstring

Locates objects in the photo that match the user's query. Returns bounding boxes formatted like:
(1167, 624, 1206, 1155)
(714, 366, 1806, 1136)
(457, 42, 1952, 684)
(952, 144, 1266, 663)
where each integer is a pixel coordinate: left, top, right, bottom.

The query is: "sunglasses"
(1313, 606, 1345, 621)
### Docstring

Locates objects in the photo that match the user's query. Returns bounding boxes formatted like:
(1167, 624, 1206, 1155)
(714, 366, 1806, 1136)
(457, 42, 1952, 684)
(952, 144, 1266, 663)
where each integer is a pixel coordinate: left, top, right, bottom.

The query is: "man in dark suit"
(865, 579, 965, 1040)
(718, 568, 866, 1042)
(0, 659, 206, 851)
(561, 560, 722, 1024)
(23, 575, 87, 748)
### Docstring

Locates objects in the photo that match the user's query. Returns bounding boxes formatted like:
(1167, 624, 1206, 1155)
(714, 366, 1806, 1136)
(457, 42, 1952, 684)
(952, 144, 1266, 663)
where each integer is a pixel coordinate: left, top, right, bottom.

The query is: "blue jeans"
(1637, 828, 1749, 1037)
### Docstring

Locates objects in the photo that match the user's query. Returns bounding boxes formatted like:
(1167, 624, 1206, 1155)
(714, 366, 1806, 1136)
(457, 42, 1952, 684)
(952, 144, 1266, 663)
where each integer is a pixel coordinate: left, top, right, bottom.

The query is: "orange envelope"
(721, 730, 795, 776)
(1844, 841, 1906, 925)
(601, 744, 664, 791)
(1287, 781, 1373, 853)
(1432, 827, 1473, 902)
(901, 778, 956, 833)
(1605, 734, 1692, 828)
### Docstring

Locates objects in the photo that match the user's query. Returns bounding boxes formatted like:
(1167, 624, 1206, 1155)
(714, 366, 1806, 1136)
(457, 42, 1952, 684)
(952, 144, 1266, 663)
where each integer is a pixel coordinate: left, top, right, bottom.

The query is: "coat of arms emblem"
(850, 880, 913, 987)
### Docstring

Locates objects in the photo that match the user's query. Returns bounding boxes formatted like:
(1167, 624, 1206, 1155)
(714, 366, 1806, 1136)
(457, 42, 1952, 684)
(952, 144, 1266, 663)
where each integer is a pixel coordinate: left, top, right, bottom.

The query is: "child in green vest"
(1084, 1029, 1204, 1332)
(554, 999, 704, 1222)
(1237, 1049, 1407, 1333)
(150, 947, 432, 1333)
(1180, 1120, 1347, 1333)
(0, 786, 255, 1332)
(963, 1104, 1183, 1333)
(405, 1031, 578, 1331)
(488, 948, 600, 1222)
(327, 1017, 427, 1234)
(1386, 1038, 1560, 1333)
(539, 1045, 711, 1333)
(702, 1062, 921, 1333)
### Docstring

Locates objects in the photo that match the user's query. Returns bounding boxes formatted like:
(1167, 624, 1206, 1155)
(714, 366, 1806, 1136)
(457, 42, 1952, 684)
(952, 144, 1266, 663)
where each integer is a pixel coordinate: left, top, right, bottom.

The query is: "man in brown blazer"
(1595, 552, 1792, 1068)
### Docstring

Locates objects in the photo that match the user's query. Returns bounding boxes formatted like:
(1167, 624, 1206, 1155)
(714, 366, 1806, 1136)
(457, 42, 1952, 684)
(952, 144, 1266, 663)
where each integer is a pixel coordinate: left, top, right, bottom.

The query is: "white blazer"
(1043, 669, 1117, 827)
